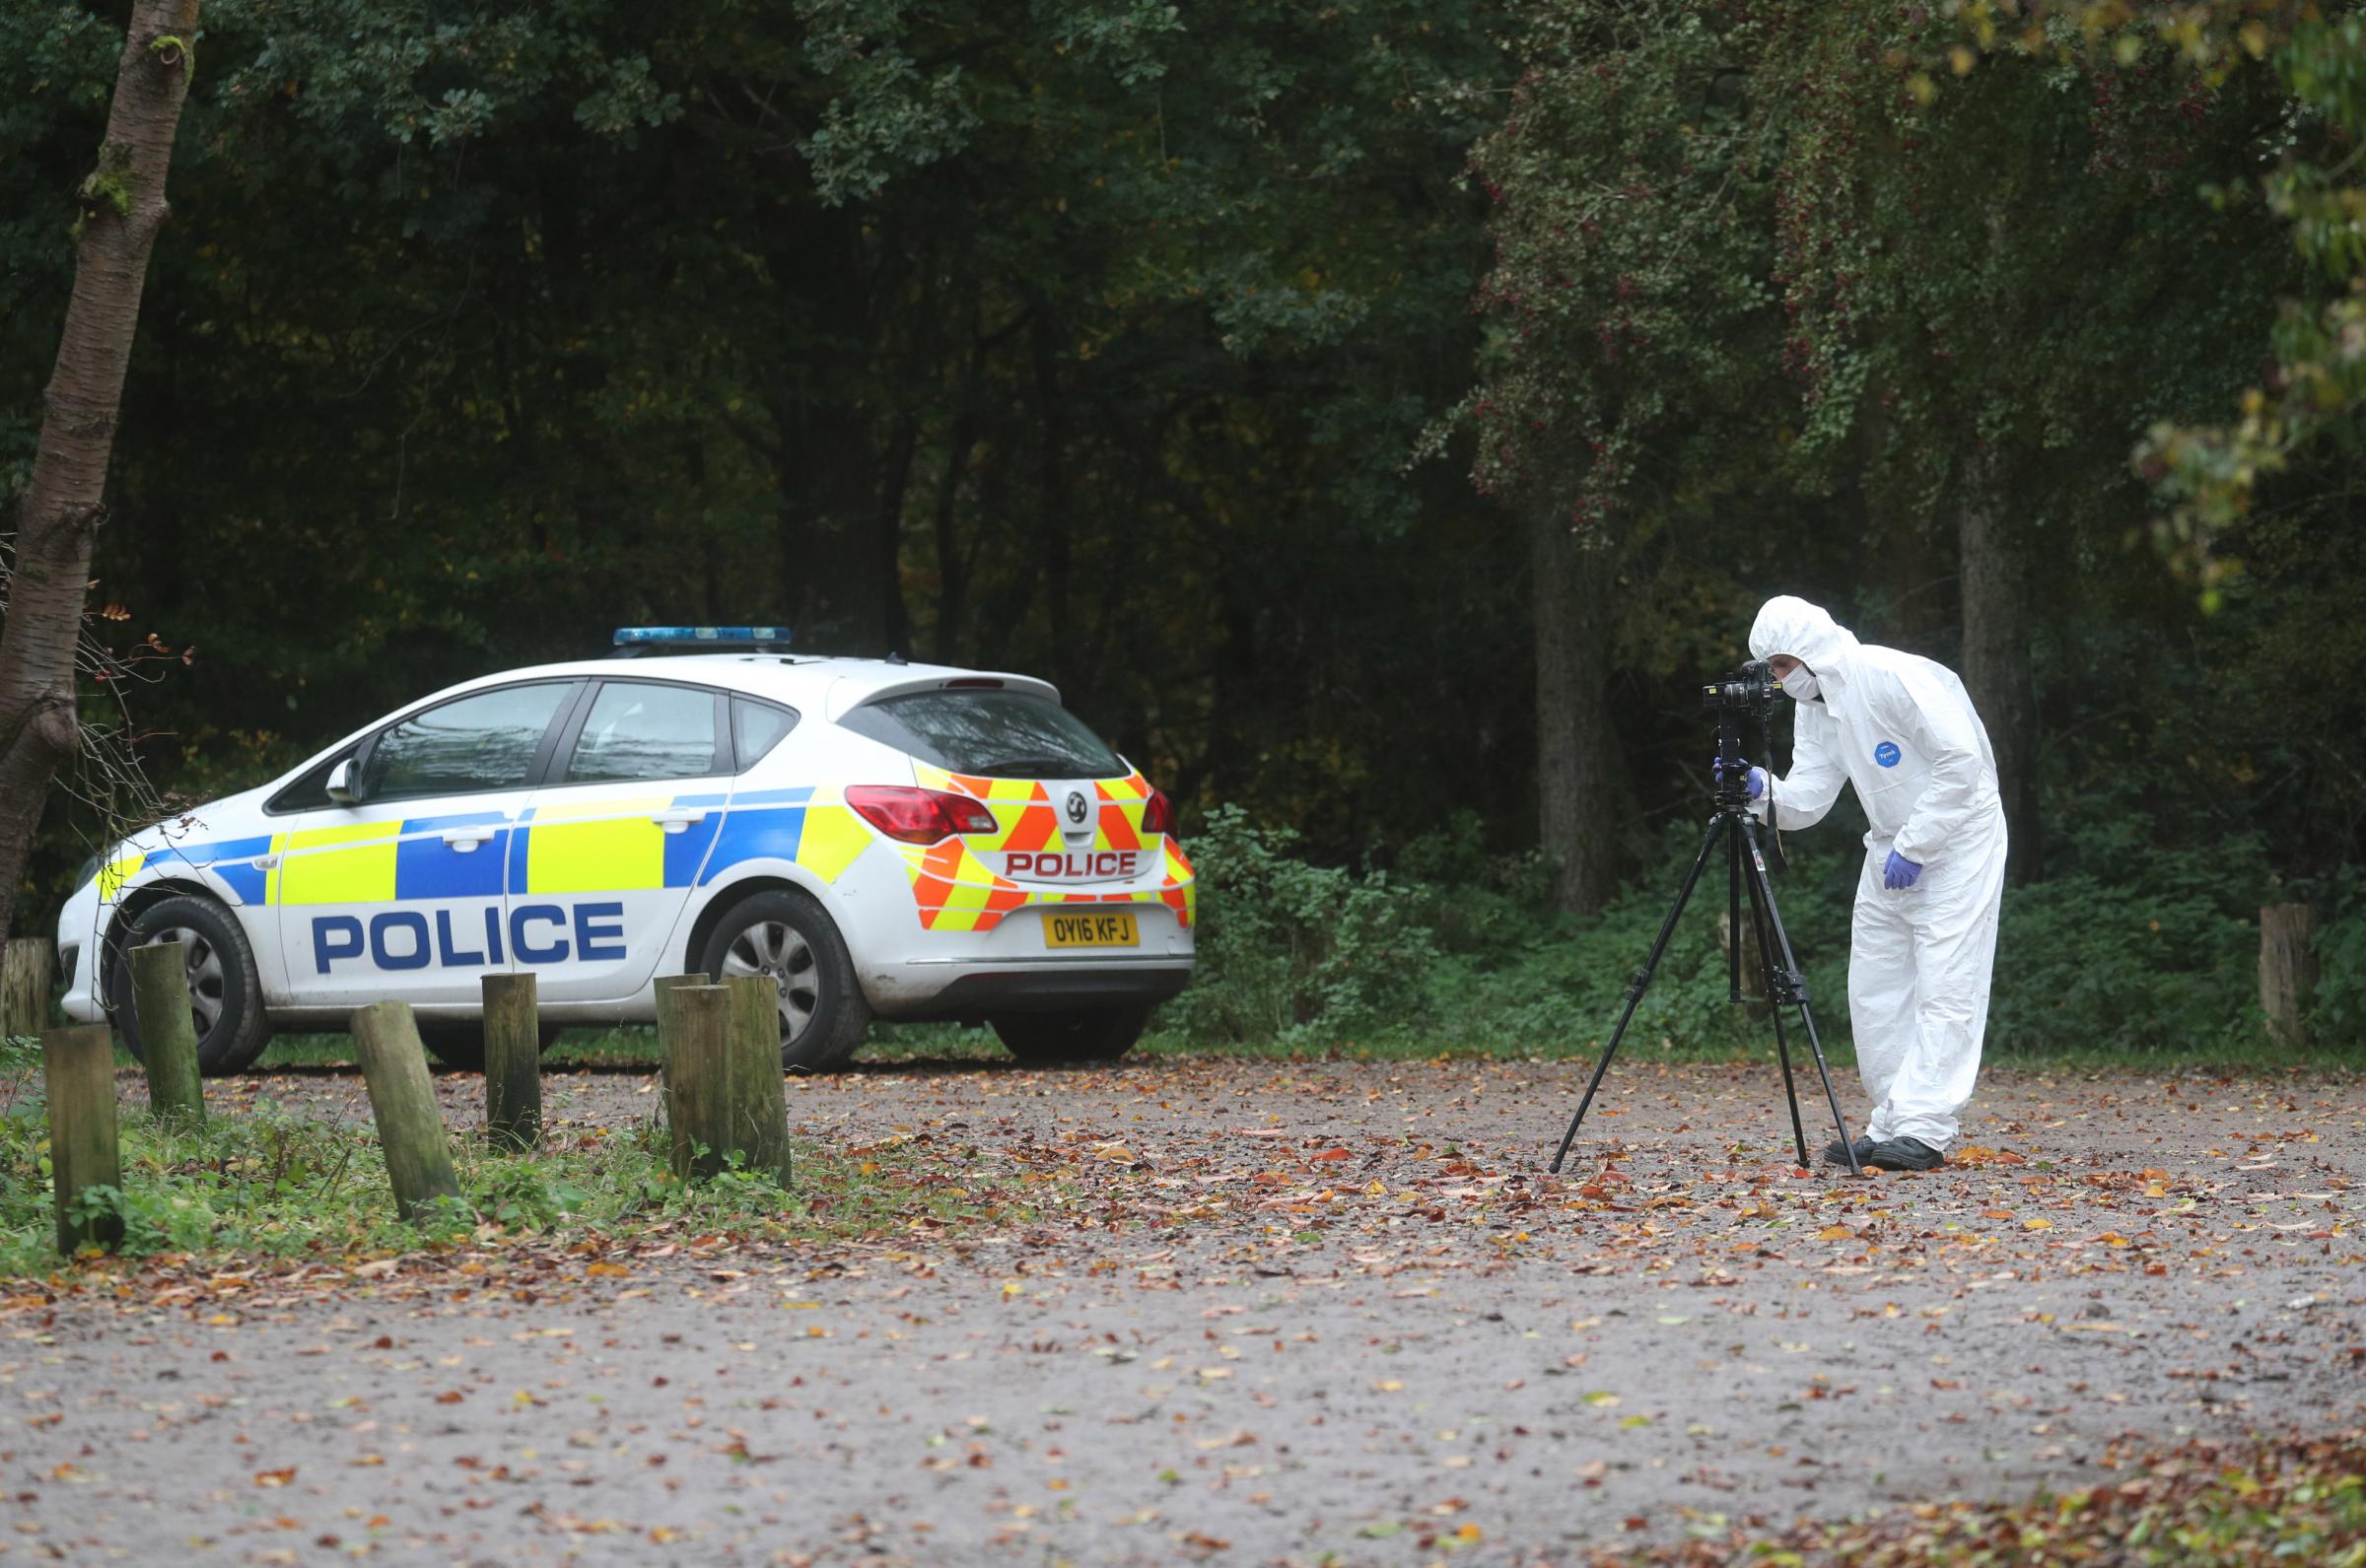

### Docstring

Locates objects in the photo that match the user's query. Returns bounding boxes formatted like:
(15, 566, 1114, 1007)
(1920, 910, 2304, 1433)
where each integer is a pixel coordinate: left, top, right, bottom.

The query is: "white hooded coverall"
(1748, 596, 2007, 1151)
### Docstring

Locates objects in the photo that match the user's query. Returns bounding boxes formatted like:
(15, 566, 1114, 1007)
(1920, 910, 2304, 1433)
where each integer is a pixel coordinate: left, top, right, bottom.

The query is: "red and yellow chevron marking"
(900, 764, 1193, 932)
(1160, 840, 1196, 927)
(899, 839, 1031, 932)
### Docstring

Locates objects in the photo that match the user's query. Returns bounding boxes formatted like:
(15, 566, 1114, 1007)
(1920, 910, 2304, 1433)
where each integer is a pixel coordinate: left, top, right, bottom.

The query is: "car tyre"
(414, 1017, 564, 1072)
(109, 895, 274, 1077)
(697, 889, 870, 1071)
(990, 1005, 1149, 1064)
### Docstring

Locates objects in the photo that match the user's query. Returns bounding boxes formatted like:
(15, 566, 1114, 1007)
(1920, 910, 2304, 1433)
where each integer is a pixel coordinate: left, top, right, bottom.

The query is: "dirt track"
(6, 1056, 2362, 1564)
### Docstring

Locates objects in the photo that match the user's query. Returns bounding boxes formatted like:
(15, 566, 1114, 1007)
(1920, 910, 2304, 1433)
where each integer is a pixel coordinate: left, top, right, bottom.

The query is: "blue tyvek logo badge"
(1873, 741, 1902, 768)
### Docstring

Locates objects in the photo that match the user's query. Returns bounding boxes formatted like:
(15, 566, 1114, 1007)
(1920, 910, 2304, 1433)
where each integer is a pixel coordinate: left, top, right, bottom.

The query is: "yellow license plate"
(1043, 910, 1140, 949)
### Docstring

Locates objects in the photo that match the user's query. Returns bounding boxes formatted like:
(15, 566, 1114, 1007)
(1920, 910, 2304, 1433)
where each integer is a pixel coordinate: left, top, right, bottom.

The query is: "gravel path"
(5, 1056, 2361, 1564)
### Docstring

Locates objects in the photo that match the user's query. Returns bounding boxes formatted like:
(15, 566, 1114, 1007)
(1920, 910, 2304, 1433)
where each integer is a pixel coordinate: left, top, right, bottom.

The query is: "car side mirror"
(325, 758, 359, 806)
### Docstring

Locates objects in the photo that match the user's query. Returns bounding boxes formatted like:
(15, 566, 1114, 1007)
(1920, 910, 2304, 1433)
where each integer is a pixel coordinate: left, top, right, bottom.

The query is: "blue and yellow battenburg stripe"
(105, 788, 877, 907)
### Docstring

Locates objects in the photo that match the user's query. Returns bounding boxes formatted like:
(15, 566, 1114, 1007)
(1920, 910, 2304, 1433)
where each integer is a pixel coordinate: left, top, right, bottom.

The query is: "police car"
(54, 629, 1196, 1073)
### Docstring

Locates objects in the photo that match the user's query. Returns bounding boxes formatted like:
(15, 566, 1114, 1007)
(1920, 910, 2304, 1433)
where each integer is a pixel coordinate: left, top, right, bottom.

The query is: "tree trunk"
(0, 1, 200, 947)
(874, 414, 918, 655)
(1956, 448, 2042, 882)
(1531, 497, 1627, 917)
(1028, 305, 1075, 679)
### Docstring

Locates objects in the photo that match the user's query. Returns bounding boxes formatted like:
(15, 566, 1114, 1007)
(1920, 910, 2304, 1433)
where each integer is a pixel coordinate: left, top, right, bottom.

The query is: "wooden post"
(725, 975, 792, 1186)
(41, 1025, 122, 1255)
(661, 984, 731, 1182)
(126, 939, 204, 1125)
(2260, 903, 2319, 1048)
(651, 971, 707, 1145)
(3, 937, 53, 1038)
(1716, 910, 1771, 1020)
(481, 973, 541, 1152)
(350, 1000, 461, 1221)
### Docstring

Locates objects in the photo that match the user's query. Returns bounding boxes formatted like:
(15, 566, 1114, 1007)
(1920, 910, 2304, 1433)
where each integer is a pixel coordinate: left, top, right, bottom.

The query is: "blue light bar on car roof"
(612, 626, 793, 648)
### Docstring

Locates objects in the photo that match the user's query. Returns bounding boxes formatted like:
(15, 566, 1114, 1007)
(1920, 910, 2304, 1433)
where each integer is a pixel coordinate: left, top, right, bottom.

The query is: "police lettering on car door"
(307, 901, 628, 975)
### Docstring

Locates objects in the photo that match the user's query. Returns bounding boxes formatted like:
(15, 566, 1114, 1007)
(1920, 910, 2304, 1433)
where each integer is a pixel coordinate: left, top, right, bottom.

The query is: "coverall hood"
(1749, 596, 1860, 684)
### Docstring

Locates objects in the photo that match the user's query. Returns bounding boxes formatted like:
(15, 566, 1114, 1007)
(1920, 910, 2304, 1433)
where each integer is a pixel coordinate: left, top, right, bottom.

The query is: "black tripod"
(1548, 676, 1863, 1177)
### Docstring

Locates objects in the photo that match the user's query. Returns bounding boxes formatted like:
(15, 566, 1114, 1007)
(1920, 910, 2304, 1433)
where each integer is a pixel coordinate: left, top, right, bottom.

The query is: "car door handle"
(652, 809, 708, 835)
(442, 827, 500, 851)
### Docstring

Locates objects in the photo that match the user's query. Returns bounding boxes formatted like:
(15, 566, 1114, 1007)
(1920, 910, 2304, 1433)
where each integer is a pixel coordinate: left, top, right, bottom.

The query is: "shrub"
(1163, 805, 1442, 1045)
(1161, 805, 2291, 1062)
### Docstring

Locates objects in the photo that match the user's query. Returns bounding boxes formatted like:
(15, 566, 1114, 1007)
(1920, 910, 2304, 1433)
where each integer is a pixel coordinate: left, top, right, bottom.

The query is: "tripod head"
(1702, 659, 1777, 815)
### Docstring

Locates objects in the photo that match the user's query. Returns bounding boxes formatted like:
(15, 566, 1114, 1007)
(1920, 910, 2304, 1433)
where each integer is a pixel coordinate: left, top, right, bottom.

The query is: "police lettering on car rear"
(57, 629, 1194, 1075)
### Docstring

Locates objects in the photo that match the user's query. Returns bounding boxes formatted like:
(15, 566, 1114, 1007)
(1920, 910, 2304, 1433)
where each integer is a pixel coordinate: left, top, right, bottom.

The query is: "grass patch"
(0, 1036, 1053, 1280)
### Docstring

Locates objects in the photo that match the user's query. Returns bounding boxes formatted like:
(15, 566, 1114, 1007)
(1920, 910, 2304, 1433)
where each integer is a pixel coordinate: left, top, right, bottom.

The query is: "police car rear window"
(732, 698, 798, 770)
(840, 690, 1123, 779)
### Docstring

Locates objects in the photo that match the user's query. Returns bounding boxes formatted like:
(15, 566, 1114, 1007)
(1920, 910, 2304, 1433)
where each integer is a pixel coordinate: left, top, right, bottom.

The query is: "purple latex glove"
(1711, 757, 1767, 799)
(1883, 850, 1921, 890)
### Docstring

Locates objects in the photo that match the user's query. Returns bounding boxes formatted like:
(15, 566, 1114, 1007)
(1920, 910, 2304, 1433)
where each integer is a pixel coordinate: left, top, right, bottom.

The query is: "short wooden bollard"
(3, 937, 53, 1038)
(481, 973, 541, 1152)
(126, 940, 205, 1125)
(725, 976, 792, 1185)
(1715, 909, 1771, 1020)
(660, 984, 731, 1182)
(2260, 903, 2318, 1047)
(350, 1000, 461, 1222)
(651, 971, 707, 1145)
(41, 1025, 122, 1255)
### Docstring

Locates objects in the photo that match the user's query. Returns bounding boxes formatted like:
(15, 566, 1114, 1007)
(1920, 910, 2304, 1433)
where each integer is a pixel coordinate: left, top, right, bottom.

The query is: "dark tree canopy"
(4, 0, 2364, 1048)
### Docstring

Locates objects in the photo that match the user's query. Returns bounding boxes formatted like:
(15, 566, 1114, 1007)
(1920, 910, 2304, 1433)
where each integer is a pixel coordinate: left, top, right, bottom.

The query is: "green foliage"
(1452, 0, 1790, 525)
(1168, 800, 2295, 1062)
(1164, 805, 1442, 1044)
(1985, 872, 2256, 1055)
(2311, 905, 2366, 1044)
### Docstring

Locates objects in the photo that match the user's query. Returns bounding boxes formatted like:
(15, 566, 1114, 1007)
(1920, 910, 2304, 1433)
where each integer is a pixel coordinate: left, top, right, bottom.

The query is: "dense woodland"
(5, 0, 2363, 1051)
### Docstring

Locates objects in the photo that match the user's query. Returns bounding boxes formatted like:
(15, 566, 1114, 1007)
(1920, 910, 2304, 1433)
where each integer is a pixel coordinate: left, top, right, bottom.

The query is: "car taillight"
(846, 784, 998, 844)
(1140, 787, 1176, 840)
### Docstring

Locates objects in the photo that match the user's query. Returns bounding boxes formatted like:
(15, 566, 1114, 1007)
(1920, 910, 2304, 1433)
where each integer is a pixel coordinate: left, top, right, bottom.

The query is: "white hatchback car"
(54, 629, 1196, 1072)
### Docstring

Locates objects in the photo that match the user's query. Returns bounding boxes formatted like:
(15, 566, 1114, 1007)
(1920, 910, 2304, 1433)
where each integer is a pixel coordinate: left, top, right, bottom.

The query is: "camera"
(1702, 659, 1779, 844)
(1702, 658, 1776, 717)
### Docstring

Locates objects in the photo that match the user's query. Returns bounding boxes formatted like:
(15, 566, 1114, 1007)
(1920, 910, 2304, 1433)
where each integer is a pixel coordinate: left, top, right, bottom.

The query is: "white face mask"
(1779, 665, 1820, 701)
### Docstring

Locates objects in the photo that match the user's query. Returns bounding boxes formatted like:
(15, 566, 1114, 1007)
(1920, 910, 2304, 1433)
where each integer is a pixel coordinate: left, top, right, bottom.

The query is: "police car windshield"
(842, 690, 1122, 780)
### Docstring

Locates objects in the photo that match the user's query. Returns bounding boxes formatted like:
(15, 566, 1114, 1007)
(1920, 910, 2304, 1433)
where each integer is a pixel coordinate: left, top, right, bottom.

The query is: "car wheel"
(110, 895, 274, 1076)
(697, 889, 869, 1072)
(414, 1017, 564, 1072)
(990, 1005, 1149, 1064)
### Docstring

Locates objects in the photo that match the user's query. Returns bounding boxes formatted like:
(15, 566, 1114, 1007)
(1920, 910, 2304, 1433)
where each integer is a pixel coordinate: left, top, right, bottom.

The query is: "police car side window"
(565, 682, 725, 784)
(268, 753, 346, 813)
(732, 698, 799, 771)
(361, 683, 574, 802)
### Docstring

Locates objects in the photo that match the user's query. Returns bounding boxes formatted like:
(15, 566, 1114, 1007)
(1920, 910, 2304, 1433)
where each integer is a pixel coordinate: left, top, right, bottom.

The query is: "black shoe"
(1865, 1136, 1945, 1172)
(1822, 1135, 1875, 1168)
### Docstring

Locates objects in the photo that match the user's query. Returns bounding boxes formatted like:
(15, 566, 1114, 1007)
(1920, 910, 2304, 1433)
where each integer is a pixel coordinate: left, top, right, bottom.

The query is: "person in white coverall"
(1740, 596, 2007, 1172)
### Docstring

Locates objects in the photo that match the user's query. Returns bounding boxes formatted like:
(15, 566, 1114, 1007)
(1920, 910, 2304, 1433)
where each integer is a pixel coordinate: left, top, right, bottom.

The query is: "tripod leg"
(1549, 814, 1728, 1175)
(1743, 848, 1810, 1167)
(1726, 821, 1743, 1004)
(1737, 816, 1864, 1178)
